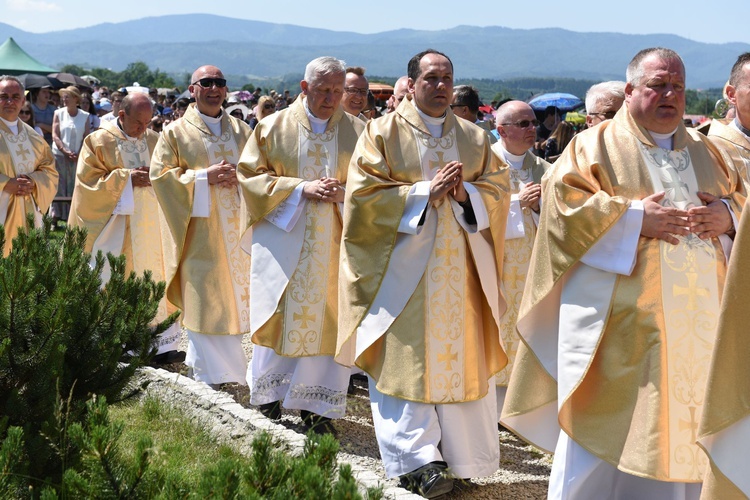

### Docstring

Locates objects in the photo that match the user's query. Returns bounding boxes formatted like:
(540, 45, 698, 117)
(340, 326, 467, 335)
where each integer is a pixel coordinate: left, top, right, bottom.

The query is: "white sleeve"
(112, 173, 135, 215)
(191, 169, 210, 218)
(398, 181, 431, 234)
(580, 200, 643, 276)
(718, 199, 739, 261)
(505, 195, 525, 240)
(451, 182, 489, 232)
(265, 182, 307, 232)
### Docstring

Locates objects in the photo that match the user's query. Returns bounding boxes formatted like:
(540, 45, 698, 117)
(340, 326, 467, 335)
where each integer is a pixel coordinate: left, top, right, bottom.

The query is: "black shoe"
(398, 461, 454, 498)
(300, 409, 337, 437)
(152, 350, 186, 365)
(258, 401, 282, 421)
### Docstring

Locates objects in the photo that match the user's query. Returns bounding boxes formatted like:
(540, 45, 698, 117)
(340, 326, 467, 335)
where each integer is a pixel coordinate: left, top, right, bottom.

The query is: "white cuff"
(191, 169, 210, 218)
(451, 182, 489, 232)
(113, 174, 135, 215)
(505, 197, 525, 240)
(580, 200, 643, 276)
(265, 182, 306, 232)
(398, 181, 431, 234)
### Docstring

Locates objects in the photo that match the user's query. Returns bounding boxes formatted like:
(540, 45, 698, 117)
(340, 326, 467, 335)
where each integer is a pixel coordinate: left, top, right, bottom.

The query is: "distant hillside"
(0, 14, 746, 88)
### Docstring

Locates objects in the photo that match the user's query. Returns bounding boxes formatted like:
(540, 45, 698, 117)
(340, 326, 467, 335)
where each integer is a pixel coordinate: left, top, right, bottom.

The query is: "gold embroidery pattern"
(282, 125, 337, 356)
(643, 145, 716, 480)
(2, 128, 35, 176)
(202, 128, 251, 331)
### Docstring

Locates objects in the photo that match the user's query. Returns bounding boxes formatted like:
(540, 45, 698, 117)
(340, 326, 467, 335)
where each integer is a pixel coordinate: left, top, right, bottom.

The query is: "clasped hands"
(429, 161, 467, 203)
(130, 166, 151, 187)
(641, 191, 733, 244)
(207, 160, 239, 188)
(302, 177, 344, 203)
(4, 175, 34, 196)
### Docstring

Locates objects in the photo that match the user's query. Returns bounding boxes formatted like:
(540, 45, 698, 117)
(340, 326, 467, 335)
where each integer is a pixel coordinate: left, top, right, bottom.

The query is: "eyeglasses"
(263, 104, 274, 110)
(19, 110, 31, 115)
(501, 119, 539, 128)
(344, 87, 368, 97)
(588, 111, 617, 120)
(192, 78, 227, 89)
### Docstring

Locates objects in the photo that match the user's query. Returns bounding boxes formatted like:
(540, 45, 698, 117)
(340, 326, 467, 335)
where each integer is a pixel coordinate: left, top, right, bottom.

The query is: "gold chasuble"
(501, 107, 745, 482)
(708, 119, 750, 187)
(490, 146, 549, 388)
(150, 104, 251, 335)
(698, 197, 750, 499)
(0, 121, 56, 255)
(68, 121, 177, 336)
(237, 97, 364, 356)
(337, 98, 509, 404)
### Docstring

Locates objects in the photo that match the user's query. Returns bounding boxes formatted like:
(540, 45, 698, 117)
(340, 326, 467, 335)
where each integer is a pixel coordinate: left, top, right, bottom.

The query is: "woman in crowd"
(248, 95, 275, 129)
(52, 86, 90, 222)
(19, 102, 43, 136)
(544, 120, 576, 163)
(30, 87, 55, 145)
(80, 93, 101, 131)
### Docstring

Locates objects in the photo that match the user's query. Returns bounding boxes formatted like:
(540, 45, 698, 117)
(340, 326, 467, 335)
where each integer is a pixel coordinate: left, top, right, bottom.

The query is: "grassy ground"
(109, 395, 246, 486)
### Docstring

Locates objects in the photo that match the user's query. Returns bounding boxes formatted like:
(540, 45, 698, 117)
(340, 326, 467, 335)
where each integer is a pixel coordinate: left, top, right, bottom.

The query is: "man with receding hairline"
(341, 66, 369, 118)
(386, 75, 409, 113)
(708, 52, 750, 185)
(150, 64, 252, 386)
(0, 75, 57, 255)
(585, 80, 626, 128)
(69, 92, 180, 359)
(338, 49, 508, 498)
(502, 47, 745, 499)
(491, 100, 549, 418)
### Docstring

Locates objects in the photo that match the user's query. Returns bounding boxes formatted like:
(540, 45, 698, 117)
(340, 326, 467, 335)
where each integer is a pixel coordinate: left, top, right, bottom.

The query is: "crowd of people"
(1, 45, 750, 499)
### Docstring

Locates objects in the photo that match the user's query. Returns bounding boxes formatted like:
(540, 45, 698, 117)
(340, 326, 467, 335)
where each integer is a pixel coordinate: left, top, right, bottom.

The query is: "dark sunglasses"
(501, 119, 539, 129)
(263, 104, 274, 110)
(192, 78, 227, 89)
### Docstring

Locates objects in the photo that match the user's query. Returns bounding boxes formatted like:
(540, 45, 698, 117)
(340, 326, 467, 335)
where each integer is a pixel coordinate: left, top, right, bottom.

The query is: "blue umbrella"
(528, 92, 583, 112)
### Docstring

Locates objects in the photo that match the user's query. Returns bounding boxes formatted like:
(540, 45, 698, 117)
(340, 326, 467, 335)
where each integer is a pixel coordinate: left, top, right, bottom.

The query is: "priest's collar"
(733, 117, 750, 138)
(413, 100, 446, 138)
(0, 116, 19, 135)
(198, 109, 223, 124)
(497, 143, 526, 169)
(303, 98, 330, 134)
(649, 128, 678, 150)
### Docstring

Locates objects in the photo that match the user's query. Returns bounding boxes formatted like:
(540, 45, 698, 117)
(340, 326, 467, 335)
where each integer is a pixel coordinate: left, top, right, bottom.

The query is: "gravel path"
(148, 331, 552, 499)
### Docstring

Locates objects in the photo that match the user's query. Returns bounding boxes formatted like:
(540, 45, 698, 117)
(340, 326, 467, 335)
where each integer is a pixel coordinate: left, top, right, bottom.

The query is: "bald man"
(150, 65, 252, 386)
(69, 93, 181, 359)
(491, 100, 551, 418)
(386, 76, 409, 113)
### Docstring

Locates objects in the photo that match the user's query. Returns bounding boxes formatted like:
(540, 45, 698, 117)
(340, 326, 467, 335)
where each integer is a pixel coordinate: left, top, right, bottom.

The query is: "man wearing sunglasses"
(150, 65, 252, 388)
(490, 100, 550, 420)
(502, 47, 745, 499)
(237, 56, 365, 436)
(0, 75, 57, 255)
(584, 80, 626, 128)
(338, 49, 508, 498)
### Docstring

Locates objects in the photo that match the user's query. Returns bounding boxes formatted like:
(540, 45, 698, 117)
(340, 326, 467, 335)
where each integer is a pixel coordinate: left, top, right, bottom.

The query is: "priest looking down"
(500, 47, 745, 499)
(150, 65, 252, 387)
(68, 92, 180, 360)
(237, 56, 365, 435)
(337, 49, 509, 498)
(490, 100, 550, 419)
(0, 75, 57, 255)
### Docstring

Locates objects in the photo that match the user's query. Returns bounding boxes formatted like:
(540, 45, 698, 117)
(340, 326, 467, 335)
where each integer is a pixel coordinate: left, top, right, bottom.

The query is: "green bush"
(0, 218, 176, 494)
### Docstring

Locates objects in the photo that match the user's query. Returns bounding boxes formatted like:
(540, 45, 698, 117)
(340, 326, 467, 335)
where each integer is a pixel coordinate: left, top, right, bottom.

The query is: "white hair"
(585, 81, 626, 114)
(304, 56, 346, 85)
(0, 75, 24, 93)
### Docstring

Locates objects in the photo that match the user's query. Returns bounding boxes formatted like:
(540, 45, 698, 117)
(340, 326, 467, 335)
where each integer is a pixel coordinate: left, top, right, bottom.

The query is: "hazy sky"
(4, 0, 747, 45)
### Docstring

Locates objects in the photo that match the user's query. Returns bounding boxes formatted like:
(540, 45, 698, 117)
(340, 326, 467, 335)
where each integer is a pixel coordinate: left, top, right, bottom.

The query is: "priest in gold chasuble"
(68, 93, 180, 356)
(697, 51, 750, 500)
(237, 57, 364, 431)
(0, 76, 57, 255)
(337, 50, 509, 495)
(490, 100, 550, 420)
(150, 66, 252, 386)
(501, 48, 745, 499)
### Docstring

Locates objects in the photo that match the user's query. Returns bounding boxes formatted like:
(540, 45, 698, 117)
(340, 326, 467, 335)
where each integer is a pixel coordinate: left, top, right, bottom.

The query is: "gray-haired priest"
(237, 56, 365, 435)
